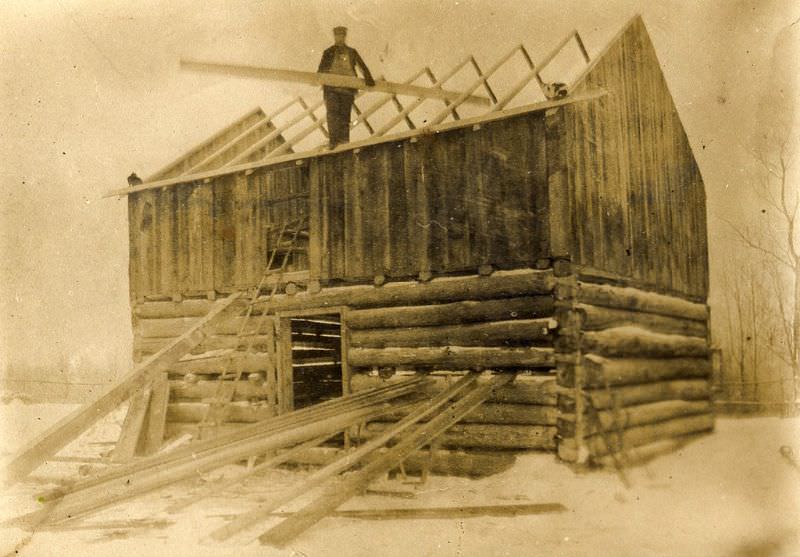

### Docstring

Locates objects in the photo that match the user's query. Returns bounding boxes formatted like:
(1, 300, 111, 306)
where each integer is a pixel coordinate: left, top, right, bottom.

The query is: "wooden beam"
(576, 282, 708, 322)
(111, 387, 152, 463)
(208, 372, 481, 541)
(166, 433, 336, 513)
(104, 90, 606, 198)
(374, 56, 472, 136)
(45, 403, 395, 524)
(580, 328, 709, 359)
(1, 293, 244, 485)
(257, 374, 514, 547)
(142, 374, 170, 454)
(180, 59, 491, 106)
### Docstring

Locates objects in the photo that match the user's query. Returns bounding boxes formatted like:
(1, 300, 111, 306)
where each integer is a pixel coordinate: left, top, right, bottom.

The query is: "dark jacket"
(317, 45, 375, 95)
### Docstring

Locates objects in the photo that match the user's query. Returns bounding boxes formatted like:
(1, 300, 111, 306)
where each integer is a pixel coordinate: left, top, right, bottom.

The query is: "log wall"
(132, 269, 559, 453)
(554, 275, 713, 464)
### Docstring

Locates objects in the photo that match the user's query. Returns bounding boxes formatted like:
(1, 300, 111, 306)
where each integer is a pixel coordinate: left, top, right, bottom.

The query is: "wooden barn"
(2, 16, 714, 544)
(114, 15, 712, 469)
(5, 18, 714, 534)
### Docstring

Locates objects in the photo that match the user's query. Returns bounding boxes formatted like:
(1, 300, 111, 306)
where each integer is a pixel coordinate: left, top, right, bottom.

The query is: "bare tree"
(732, 138, 799, 405)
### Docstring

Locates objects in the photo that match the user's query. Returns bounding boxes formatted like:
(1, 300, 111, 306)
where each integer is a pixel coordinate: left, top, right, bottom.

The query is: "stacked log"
(555, 279, 713, 464)
(131, 269, 559, 458)
(343, 272, 557, 371)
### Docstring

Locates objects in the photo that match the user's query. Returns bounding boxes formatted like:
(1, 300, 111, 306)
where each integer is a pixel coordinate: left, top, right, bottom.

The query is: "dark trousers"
(324, 89, 355, 148)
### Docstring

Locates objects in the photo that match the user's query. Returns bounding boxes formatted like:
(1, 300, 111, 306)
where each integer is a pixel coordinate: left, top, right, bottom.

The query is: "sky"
(1, 0, 798, 378)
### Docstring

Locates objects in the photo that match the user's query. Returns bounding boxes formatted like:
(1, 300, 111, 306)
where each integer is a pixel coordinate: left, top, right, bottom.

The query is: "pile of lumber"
(15, 378, 423, 527)
(10, 371, 527, 548)
(205, 371, 515, 546)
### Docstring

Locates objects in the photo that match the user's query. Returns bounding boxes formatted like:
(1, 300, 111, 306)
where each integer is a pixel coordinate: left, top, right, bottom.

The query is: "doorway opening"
(288, 313, 343, 409)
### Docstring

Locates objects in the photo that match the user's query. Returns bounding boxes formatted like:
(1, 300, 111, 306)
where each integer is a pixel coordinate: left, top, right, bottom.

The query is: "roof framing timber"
(108, 27, 599, 198)
(105, 89, 606, 198)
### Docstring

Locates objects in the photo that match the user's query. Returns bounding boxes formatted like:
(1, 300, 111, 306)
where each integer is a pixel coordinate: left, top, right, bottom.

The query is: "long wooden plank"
(179, 60, 491, 106)
(286, 502, 567, 520)
(209, 372, 481, 541)
(53, 379, 423, 497)
(45, 403, 396, 524)
(105, 91, 606, 198)
(258, 374, 514, 547)
(1, 293, 243, 485)
(142, 374, 171, 455)
(111, 388, 153, 463)
(166, 433, 337, 513)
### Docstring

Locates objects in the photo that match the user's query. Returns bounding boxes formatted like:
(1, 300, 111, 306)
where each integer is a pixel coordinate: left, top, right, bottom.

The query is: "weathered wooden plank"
(250, 269, 556, 313)
(112, 388, 152, 463)
(287, 446, 516, 478)
(277, 318, 294, 413)
(256, 374, 512, 547)
(167, 402, 276, 423)
(581, 355, 711, 387)
(2, 293, 243, 484)
(576, 282, 708, 322)
(374, 402, 559, 426)
(558, 379, 711, 412)
(170, 380, 268, 402)
(166, 353, 277, 375)
(558, 412, 713, 461)
(307, 160, 323, 281)
(136, 334, 273, 357)
(142, 374, 171, 455)
(210, 373, 483, 542)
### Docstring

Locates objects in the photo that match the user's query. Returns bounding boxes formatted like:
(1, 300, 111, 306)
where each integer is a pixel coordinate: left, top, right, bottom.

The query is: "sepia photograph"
(1, 1, 798, 555)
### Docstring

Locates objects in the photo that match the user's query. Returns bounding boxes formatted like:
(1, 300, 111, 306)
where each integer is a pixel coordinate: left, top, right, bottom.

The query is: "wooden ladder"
(196, 216, 309, 436)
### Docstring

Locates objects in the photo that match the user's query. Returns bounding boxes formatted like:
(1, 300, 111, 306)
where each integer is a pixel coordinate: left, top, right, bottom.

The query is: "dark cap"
(333, 26, 347, 34)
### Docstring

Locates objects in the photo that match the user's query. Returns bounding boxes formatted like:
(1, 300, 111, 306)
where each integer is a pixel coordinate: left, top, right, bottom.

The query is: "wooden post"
(276, 318, 294, 413)
(112, 387, 152, 463)
(142, 374, 171, 455)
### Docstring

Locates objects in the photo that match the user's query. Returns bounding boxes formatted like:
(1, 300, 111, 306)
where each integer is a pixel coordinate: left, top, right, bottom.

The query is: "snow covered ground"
(1, 402, 798, 557)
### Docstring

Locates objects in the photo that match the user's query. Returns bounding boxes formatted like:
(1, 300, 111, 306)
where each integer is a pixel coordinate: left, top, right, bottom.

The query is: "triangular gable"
(558, 15, 708, 298)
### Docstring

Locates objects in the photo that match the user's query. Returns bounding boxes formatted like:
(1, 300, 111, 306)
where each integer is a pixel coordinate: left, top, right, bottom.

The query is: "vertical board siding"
(313, 111, 550, 282)
(129, 163, 308, 300)
(130, 111, 550, 300)
(562, 18, 708, 298)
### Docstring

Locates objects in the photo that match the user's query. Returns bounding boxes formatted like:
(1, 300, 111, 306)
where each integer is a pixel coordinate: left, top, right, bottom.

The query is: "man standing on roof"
(317, 26, 375, 149)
